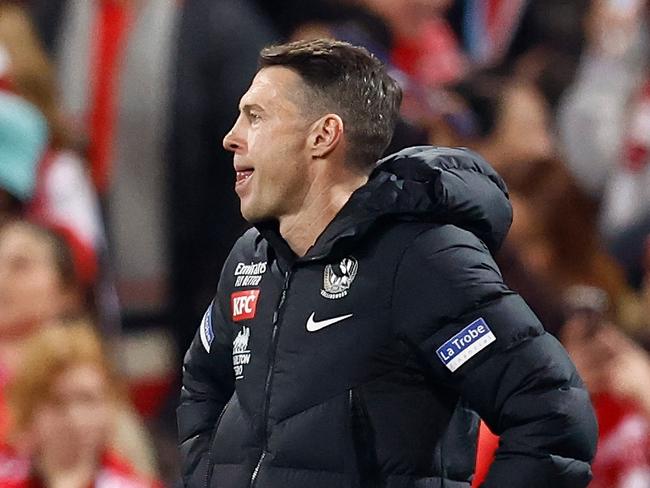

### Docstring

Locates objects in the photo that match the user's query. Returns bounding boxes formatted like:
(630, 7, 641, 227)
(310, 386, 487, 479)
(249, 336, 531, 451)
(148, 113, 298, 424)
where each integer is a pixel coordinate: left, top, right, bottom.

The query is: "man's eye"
(249, 112, 261, 121)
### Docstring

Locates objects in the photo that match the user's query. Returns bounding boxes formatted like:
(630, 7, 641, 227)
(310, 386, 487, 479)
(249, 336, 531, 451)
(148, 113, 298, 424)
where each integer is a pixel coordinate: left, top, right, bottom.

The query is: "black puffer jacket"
(178, 146, 597, 488)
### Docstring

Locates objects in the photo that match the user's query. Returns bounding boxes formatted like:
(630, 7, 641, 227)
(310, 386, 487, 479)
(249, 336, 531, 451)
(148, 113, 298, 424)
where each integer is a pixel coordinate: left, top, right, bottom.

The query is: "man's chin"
(240, 205, 266, 224)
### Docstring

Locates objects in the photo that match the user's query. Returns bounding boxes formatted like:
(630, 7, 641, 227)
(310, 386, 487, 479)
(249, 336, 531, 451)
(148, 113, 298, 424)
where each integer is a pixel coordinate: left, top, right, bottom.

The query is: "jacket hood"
(376, 146, 511, 250)
(259, 146, 512, 261)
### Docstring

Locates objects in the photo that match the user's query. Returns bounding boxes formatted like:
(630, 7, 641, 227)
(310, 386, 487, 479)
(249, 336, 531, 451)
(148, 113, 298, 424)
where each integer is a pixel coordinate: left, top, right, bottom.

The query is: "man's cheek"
(248, 129, 260, 148)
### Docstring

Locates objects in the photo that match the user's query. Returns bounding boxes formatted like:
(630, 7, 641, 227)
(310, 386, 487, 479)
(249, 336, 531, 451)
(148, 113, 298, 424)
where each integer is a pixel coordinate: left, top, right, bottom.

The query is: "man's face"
(223, 67, 315, 223)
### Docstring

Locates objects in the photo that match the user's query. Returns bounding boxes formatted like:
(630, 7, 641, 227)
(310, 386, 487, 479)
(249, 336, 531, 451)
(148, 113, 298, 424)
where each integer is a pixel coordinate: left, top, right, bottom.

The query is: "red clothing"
(0, 446, 161, 488)
(590, 393, 650, 488)
(472, 421, 499, 487)
(391, 17, 466, 88)
(27, 148, 103, 286)
(471, 394, 650, 487)
(88, 0, 133, 194)
(0, 365, 9, 443)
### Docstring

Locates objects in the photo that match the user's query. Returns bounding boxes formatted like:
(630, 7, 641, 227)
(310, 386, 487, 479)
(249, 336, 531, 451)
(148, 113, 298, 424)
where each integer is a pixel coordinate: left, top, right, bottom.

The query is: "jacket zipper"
(250, 450, 266, 486)
(249, 269, 292, 488)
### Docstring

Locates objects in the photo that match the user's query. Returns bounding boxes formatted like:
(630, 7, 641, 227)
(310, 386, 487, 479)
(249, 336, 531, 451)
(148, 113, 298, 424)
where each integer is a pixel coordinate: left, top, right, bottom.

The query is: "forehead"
(240, 66, 306, 111)
(0, 224, 51, 256)
(52, 363, 106, 394)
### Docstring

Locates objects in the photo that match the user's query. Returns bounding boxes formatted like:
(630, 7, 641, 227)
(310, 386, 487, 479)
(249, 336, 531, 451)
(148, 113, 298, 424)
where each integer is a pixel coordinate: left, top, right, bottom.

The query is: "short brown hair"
(259, 38, 402, 169)
(6, 321, 118, 435)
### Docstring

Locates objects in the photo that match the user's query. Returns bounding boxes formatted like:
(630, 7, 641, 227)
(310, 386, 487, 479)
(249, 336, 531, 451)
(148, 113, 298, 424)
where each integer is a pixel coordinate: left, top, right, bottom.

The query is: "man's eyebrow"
(240, 103, 265, 114)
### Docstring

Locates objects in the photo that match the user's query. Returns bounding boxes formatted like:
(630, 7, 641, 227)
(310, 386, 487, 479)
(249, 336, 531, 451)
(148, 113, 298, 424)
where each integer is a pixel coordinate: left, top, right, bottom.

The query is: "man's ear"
(308, 114, 343, 158)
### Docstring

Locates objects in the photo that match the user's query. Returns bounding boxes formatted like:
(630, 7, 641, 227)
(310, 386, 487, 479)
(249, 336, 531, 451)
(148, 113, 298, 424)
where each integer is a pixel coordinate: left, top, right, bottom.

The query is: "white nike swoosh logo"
(306, 312, 353, 332)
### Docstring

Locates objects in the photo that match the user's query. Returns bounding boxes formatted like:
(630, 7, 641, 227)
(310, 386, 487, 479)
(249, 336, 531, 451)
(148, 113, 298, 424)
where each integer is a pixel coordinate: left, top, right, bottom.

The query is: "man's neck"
(279, 171, 369, 257)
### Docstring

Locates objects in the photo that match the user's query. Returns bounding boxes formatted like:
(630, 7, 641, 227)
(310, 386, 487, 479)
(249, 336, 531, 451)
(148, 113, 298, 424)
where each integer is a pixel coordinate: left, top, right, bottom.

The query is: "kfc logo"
(231, 290, 260, 321)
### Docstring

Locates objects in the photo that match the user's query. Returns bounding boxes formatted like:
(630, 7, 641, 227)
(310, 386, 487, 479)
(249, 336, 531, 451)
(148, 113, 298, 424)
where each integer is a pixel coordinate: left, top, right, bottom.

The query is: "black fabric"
(178, 146, 597, 487)
(168, 0, 276, 353)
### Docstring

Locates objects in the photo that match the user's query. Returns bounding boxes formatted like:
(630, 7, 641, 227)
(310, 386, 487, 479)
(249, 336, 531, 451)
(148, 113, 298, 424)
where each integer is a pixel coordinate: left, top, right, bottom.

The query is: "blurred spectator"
(448, 0, 529, 68)
(272, 0, 467, 87)
(22, 2, 276, 482)
(0, 220, 93, 346)
(559, 0, 650, 286)
(505, 159, 630, 309)
(1, 322, 162, 487)
(285, 1, 430, 154)
(474, 285, 650, 487)
(426, 66, 636, 335)
(23, 0, 178, 319)
(494, 196, 566, 335)
(440, 71, 555, 171)
(0, 3, 108, 324)
(0, 219, 161, 479)
(561, 296, 650, 487)
(506, 0, 589, 64)
(0, 219, 97, 441)
(26, 0, 275, 350)
(448, 0, 588, 110)
(0, 90, 47, 223)
(0, 4, 66, 149)
(358, 0, 467, 87)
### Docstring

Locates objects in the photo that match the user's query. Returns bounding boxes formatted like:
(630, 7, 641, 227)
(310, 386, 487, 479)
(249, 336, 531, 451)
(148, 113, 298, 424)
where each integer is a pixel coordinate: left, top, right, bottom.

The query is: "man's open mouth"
(235, 169, 254, 185)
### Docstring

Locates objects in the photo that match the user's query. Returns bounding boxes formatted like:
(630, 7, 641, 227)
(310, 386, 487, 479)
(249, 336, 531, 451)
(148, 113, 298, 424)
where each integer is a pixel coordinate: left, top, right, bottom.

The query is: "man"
(177, 39, 597, 488)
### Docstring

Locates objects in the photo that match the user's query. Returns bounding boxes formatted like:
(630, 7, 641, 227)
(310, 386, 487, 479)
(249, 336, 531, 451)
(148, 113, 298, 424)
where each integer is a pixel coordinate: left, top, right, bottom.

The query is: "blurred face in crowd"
(29, 362, 112, 467)
(490, 82, 554, 168)
(507, 194, 553, 280)
(361, 0, 452, 38)
(0, 222, 77, 334)
(223, 66, 317, 223)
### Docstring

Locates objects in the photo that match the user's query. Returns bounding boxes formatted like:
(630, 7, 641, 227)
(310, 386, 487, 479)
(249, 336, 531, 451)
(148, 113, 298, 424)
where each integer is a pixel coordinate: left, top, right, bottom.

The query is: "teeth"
(236, 170, 253, 183)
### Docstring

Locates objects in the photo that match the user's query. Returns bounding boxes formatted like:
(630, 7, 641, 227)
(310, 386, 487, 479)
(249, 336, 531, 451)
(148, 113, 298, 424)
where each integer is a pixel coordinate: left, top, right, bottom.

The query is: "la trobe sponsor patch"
(321, 256, 358, 299)
(436, 318, 496, 372)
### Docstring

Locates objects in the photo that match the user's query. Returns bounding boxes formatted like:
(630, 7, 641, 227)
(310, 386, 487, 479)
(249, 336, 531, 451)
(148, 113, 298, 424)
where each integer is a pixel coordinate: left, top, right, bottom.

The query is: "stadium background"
(0, 0, 649, 486)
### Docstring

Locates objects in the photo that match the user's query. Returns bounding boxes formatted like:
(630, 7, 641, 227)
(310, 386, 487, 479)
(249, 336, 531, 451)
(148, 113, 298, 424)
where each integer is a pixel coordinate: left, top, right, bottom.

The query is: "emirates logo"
(321, 257, 358, 299)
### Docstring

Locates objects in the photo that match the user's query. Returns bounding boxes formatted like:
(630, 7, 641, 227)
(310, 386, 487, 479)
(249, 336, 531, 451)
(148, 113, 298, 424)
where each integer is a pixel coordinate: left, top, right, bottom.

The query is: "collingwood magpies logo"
(321, 256, 358, 299)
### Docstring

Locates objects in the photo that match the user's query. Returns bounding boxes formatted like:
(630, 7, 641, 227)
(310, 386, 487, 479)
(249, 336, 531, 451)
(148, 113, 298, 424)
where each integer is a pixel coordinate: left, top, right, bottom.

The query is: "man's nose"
(223, 122, 244, 153)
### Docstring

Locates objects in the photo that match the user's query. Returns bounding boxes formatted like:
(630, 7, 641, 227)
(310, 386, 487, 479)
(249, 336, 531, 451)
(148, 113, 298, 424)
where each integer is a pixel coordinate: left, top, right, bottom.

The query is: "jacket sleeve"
(393, 225, 598, 488)
(177, 280, 235, 487)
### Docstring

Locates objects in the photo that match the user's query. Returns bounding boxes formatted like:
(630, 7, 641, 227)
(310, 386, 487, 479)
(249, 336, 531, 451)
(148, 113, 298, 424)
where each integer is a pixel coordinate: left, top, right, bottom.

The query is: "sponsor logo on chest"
(321, 256, 358, 299)
(232, 326, 251, 380)
(231, 289, 260, 321)
(234, 261, 267, 287)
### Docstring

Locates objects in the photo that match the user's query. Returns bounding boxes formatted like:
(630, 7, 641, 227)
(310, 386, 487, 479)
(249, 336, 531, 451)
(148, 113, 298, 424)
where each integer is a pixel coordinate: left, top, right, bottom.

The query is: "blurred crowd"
(0, 0, 649, 486)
